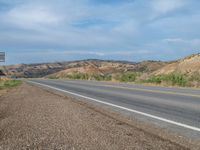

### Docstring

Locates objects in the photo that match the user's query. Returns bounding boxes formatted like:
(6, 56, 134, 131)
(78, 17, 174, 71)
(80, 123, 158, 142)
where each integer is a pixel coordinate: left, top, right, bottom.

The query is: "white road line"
(28, 80, 200, 132)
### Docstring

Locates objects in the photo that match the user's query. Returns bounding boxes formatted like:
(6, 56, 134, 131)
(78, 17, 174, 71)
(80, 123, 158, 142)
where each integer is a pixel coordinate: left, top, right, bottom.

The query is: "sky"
(0, 0, 200, 64)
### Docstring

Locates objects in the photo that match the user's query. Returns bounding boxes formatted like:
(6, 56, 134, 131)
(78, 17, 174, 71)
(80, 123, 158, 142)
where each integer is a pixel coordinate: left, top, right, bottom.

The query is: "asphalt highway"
(28, 79, 200, 138)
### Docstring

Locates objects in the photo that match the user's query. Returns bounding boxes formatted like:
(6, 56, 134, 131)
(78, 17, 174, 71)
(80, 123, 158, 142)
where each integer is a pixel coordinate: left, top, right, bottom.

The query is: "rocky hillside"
(1, 54, 200, 79)
(0, 63, 65, 78)
(49, 60, 166, 78)
(0, 59, 166, 78)
(153, 53, 200, 75)
(140, 54, 200, 87)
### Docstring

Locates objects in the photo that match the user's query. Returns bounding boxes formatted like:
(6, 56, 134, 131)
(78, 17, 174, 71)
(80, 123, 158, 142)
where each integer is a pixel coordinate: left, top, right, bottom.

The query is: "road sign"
(0, 52, 5, 62)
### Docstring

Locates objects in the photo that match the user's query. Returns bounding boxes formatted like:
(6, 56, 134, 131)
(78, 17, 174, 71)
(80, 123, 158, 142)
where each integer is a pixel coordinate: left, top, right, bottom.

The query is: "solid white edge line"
(28, 80, 200, 132)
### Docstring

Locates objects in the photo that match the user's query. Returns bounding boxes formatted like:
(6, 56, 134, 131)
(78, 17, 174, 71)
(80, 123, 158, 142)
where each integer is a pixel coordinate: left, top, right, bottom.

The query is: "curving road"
(27, 79, 200, 138)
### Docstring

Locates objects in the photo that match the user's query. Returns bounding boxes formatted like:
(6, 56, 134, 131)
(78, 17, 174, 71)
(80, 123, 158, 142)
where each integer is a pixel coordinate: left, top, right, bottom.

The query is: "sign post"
(0, 52, 6, 78)
(0, 52, 5, 62)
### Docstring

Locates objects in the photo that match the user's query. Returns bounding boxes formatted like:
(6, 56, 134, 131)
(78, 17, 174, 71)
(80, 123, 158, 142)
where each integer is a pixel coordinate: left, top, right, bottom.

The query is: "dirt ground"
(0, 84, 199, 150)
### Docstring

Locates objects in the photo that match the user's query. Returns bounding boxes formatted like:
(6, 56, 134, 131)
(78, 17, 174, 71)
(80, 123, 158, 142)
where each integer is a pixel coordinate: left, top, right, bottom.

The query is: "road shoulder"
(0, 83, 199, 149)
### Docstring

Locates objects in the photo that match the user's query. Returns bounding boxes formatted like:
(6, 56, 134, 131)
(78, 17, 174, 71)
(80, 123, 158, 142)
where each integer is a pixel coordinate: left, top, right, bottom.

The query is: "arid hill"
(1, 54, 200, 87)
(153, 53, 200, 75)
(48, 60, 166, 78)
(0, 63, 67, 78)
(0, 59, 166, 78)
(1, 54, 200, 80)
(141, 54, 200, 87)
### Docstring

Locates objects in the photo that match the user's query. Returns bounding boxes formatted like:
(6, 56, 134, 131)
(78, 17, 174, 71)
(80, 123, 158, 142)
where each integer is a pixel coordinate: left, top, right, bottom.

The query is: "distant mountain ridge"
(0, 59, 166, 78)
(0, 54, 200, 80)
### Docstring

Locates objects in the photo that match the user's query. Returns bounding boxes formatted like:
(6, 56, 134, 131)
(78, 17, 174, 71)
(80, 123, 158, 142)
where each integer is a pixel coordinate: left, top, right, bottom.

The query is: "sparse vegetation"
(48, 71, 200, 88)
(3, 54, 200, 88)
(0, 79, 22, 90)
(188, 72, 200, 82)
(91, 74, 112, 81)
(187, 72, 200, 87)
(48, 76, 59, 79)
(65, 73, 90, 80)
(143, 73, 187, 87)
(114, 72, 140, 82)
(49, 72, 141, 82)
(49, 73, 112, 81)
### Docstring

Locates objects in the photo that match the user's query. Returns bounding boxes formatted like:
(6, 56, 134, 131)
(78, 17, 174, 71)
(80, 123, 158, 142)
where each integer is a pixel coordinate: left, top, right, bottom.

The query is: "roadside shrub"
(104, 74, 112, 81)
(189, 72, 200, 82)
(57, 73, 111, 81)
(66, 73, 89, 80)
(114, 72, 140, 82)
(145, 73, 187, 87)
(165, 73, 187, 86)
(146, 76, 162, 84)
(91, 74, 112, 81)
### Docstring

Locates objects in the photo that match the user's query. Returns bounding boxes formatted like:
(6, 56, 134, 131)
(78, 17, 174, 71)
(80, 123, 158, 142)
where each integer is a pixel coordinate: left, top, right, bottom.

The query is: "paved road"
(28, 79, 200, 138)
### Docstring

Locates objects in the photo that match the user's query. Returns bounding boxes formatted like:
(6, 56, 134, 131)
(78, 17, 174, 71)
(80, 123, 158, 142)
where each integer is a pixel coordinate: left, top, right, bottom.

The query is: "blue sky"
(0, 0, 200, 64)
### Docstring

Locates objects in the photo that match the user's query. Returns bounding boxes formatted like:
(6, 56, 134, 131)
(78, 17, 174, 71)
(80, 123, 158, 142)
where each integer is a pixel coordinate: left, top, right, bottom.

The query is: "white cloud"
(0, 0, 199, 64)
(162, 38, 184, 43)
(163, 38, 200, 46)
(4, 4, 62, 29)
(151, 0, 186, 17)
(161, 38, 200, 52)
(0, 0, 140, 51)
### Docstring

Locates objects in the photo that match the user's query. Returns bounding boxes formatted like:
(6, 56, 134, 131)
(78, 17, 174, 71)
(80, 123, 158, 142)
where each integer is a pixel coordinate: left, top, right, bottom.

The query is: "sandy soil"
(0, 84, 198, 150)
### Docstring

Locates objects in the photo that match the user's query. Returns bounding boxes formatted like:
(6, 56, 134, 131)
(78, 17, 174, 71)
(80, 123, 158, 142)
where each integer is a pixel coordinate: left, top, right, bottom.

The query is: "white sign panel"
(0, 52, 5, 62)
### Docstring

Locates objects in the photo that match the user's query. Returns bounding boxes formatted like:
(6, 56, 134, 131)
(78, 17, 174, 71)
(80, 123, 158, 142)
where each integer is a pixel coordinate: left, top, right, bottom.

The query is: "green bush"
(104, 74, 112, 81)
(91, 74, 112, 81)
(56, 73, 111, 81)
(146, 76, 162, 84)
(165, 73, 187, 86)
(114, 72, 139, 82)
(48, 71, 200, 87)
(145, 73, 187, 86)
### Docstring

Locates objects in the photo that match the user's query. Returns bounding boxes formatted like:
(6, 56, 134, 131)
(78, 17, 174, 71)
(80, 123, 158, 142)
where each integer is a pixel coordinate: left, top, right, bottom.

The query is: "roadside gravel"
(0, 84, 198, 149)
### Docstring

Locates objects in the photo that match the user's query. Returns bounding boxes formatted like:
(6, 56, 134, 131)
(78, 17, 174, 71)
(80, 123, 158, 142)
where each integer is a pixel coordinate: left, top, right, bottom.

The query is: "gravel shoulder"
(0, 83, 199, 150)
